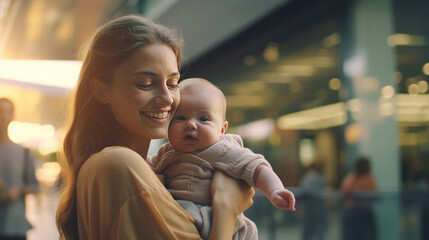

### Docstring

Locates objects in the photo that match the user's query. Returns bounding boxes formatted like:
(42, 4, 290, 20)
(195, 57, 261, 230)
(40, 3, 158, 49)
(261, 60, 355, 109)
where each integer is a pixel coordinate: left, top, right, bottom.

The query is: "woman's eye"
(135, 83, 153, 89)
(168, 79, 179, 89)
(199, 116, 209, 122)
(168, 84, 179, 89)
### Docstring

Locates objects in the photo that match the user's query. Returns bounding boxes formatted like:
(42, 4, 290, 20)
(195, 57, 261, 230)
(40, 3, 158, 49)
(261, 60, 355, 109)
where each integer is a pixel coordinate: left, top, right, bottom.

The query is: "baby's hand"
(270, 189, 296, 211)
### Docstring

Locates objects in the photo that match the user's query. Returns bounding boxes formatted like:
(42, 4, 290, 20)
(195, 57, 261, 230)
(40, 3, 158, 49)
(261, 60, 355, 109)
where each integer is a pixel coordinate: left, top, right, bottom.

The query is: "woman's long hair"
(56, 15, 183, 240)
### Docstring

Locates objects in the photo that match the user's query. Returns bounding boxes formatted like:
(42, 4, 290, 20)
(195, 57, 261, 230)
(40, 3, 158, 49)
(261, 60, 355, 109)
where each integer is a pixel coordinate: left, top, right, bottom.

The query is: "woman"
(56, 15, 254, 240)
(341, 157, 378, 240)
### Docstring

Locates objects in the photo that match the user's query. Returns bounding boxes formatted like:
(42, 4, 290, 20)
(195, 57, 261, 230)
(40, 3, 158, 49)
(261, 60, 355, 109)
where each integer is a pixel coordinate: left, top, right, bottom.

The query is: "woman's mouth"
(141, 111, 169, 119)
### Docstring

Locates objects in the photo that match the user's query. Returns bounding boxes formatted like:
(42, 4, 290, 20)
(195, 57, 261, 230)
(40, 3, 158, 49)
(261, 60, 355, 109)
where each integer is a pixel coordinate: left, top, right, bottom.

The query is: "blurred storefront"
(171, 0, 428, 239)
(0, 0, 428, 239)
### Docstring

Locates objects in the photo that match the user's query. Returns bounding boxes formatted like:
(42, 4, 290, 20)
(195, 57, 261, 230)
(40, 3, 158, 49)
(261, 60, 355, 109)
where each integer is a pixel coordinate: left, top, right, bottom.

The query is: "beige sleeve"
(200, 134, 271, 186)
(77, 146, 201, 240)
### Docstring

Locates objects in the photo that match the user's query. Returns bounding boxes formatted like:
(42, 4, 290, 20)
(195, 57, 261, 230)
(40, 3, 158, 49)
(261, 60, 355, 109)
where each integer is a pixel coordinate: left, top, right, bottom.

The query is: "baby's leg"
(177, 200, 213, 239)
(232, 213, 259, 240)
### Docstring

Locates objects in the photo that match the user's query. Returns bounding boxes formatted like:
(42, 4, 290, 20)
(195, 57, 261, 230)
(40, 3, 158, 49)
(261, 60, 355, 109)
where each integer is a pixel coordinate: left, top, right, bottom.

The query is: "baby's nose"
(185, 120, 197, 129)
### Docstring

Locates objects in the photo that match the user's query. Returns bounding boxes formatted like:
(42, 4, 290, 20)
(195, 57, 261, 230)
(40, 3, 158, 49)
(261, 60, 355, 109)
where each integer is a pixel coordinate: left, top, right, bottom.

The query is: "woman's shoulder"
(82, 146, 145, 176)
(96, 146, 142, 160)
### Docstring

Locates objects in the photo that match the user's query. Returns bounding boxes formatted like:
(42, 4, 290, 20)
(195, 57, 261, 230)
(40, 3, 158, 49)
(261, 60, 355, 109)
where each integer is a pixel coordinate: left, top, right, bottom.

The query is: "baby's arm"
(254, 165, 296, 211)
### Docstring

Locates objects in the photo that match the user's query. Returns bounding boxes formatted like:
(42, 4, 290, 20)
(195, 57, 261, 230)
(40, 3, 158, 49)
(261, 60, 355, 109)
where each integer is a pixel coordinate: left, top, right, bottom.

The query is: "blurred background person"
(299, 160, 327, 240)
(341, 156, 377, 240)
(0, 98, 39, 240)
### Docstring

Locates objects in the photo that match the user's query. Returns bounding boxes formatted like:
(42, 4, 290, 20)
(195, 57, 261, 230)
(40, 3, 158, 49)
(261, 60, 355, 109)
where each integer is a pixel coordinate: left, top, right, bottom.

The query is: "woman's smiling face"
(101, 43, 180, 145)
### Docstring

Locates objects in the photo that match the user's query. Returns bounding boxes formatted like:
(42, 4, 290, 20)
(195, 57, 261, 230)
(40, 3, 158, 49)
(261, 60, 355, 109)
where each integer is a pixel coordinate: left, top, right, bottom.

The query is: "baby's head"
(168, 78, 228, 153)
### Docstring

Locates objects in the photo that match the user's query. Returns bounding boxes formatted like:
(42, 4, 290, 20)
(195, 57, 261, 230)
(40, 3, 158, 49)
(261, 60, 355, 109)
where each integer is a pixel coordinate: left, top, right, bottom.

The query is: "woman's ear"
(221, 121, 229, 135)
(91, 78, 109, 104)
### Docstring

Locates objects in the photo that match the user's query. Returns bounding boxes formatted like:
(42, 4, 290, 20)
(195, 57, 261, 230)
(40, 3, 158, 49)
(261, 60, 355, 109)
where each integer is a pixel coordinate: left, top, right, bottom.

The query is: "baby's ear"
(91, 78, 109, 104)
(221, 121, 228, 135)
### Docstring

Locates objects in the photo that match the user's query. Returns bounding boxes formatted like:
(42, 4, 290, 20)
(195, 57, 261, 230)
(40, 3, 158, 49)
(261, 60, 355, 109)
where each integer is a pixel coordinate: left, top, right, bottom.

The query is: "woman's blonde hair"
(56, 15, 183, 239)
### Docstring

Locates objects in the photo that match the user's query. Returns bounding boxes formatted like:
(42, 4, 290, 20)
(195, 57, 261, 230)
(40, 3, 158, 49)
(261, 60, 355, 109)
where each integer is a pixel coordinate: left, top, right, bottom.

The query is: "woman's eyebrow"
(132, 71, 180, 77)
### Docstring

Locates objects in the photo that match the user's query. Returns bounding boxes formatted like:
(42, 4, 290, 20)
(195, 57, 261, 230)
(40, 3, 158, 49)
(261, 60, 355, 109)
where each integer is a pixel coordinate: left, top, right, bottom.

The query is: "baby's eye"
(199, 116, 209, 122)
(175, 115, 186, 121)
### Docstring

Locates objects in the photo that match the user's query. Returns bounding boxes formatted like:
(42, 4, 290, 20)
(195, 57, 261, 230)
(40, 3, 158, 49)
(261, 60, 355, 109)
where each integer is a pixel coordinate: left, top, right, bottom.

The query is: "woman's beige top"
(76, 146, 201, 240)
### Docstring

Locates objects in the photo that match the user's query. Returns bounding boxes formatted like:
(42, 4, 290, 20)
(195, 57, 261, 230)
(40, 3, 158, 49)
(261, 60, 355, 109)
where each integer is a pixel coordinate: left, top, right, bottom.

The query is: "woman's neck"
(129, 144, 149, 159)
(128, 137, 151, 160)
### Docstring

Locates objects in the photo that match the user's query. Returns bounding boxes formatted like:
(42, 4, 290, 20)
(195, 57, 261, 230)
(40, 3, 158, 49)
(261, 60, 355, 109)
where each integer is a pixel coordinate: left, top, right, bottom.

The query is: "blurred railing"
(245, 188, 429, 240)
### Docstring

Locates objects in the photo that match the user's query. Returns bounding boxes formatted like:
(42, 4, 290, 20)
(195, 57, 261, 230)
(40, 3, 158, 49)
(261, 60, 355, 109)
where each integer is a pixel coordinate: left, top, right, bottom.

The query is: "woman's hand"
(212, 170, 254, 214)
(209, 171, 255, 240)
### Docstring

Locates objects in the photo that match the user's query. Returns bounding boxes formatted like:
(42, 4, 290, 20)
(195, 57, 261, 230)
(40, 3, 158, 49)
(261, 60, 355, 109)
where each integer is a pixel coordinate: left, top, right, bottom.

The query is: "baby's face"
(168, 83, 227, 153)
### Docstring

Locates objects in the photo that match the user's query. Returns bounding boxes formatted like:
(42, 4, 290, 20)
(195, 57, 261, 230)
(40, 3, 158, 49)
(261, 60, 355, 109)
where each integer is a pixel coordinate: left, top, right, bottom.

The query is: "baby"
(148, 78, 295, 239)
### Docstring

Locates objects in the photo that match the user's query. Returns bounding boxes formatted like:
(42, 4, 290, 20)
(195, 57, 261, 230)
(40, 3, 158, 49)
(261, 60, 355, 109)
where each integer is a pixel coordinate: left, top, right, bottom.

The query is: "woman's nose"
(155, 85, 174, 106)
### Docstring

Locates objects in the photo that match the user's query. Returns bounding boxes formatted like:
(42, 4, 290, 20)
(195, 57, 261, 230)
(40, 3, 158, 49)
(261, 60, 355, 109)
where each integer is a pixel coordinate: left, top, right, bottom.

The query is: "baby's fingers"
(278, 191, 296, 211)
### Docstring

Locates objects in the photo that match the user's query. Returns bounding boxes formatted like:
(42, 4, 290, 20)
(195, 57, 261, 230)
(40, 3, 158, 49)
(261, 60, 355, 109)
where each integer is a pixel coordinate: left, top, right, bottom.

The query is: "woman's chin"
(148, 129, 168, 140)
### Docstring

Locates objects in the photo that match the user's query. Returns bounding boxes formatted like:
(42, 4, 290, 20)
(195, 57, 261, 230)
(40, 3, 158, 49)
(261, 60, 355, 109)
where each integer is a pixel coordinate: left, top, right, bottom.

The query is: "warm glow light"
(277, 103, 347, 130)
(396, 94, 429, 123)
(39, 139, 60, 156)
(345, 123, 362, 144)
(8, 121, 61, 155)
(0, 59, 82, 89)
(8, 121, 55, 144)
(299, 139, 315, 166)
(237, 119, 275, 141)
(381, 85, 395, 98)
(309, 57, 335, 68)
(279, 65, 314, 77)
(423, 63, 429, 75)
(329, 78, 341, 90)
(263, 43, 279, 62)
(388, 33, 426, 46)
(408, 84, 419, 95)
(418, 80, 428, 93)
(276, 94, 429, 130)
(35, 162, 61, 187)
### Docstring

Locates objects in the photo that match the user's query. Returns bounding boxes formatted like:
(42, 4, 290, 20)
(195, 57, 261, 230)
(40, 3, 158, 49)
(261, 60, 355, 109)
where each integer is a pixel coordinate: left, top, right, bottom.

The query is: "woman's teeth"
(142, 112, 168, 119)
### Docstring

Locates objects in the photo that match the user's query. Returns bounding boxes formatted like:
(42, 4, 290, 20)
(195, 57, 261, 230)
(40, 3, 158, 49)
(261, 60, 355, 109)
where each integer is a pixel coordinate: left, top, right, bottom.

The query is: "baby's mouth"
(141, 111, 169, 119)
(184, 135, 196, 140)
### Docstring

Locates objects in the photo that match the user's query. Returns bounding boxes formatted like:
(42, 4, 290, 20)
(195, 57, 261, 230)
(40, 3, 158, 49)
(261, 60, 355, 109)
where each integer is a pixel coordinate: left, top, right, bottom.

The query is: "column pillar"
(339, 0, 400, 239)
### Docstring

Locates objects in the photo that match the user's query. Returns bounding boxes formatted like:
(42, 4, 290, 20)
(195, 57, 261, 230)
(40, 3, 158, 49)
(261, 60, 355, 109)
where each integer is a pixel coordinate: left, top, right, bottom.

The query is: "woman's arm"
(209, 171, 255, 240)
